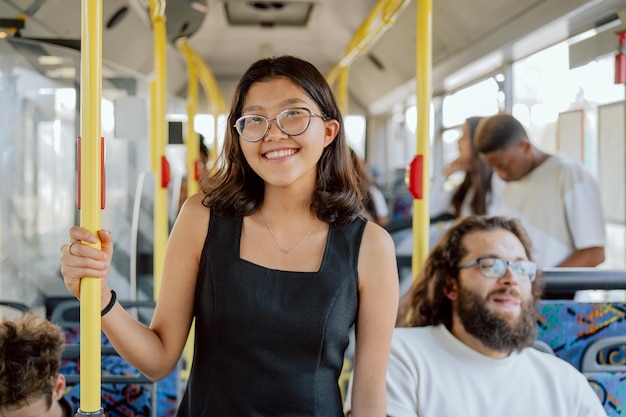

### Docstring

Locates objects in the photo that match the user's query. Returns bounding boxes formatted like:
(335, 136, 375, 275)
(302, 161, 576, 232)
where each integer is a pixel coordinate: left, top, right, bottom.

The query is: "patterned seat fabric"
(60, 327, 179, 417)
(536, 301, 626, 369)
(536, 301, 626, 417)
(587, 372, 626, 417)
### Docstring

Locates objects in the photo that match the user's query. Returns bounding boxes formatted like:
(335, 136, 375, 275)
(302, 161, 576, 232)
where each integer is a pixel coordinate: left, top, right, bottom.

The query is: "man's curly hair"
(0, 313, 65, 410)
(398, 215, 545, 328)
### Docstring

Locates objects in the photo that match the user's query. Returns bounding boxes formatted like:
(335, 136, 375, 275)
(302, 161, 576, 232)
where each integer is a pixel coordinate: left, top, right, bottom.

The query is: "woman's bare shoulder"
(180, 192, 208, 212)
(357, 220, 398, 281)
(174, 193, 211, 235)
(360, 220, 395, 254)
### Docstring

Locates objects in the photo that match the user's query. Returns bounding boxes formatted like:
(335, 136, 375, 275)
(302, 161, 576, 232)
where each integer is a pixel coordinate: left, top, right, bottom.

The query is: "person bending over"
(475, 113, 605, 267)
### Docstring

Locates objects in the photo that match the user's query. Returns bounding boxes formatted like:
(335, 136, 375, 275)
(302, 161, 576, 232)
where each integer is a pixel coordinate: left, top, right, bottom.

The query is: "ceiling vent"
(224, 1, 314, 27)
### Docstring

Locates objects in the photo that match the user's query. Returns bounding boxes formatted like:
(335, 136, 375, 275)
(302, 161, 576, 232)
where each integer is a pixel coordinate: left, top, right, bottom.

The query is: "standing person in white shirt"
(474, 113, 605, 267)
(344, 215, 607, 417)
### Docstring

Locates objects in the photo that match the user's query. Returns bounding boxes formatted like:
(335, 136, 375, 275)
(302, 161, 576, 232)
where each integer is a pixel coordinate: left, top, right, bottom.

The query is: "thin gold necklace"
(260, 209, 319, 254)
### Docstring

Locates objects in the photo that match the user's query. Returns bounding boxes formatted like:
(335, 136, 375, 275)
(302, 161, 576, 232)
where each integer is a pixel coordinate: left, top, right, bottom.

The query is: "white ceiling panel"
(2, 0, 626, 114)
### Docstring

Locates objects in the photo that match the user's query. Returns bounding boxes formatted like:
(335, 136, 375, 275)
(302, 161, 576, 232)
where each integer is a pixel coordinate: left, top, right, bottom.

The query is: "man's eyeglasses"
(234, 107, 326, 142)
(459, 257, 537, 282)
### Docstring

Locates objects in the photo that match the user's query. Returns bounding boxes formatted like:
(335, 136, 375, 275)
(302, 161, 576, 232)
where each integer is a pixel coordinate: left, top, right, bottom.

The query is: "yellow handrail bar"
(412, 0, 433, 273)
(148, 0, 168, 297)
(326, 0, 410, 86)
(191, 49, 226, 167)
(176, 40, 226, 168)
(79, 0, 103, 412)
(177, 40, 200, 197)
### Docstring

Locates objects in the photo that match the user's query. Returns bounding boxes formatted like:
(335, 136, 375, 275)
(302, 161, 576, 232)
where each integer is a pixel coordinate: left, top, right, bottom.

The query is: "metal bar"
(412, 0, 433, 273)
(79, 0, 103, 413)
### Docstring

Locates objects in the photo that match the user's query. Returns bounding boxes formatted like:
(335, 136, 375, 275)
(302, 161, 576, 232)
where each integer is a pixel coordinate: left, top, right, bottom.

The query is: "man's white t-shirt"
(344, 325, 607, 417)
(489, 153, 605, 267)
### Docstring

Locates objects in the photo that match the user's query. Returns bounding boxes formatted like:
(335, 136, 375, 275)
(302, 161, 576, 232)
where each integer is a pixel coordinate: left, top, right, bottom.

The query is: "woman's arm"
(350, 222, 399, 417)
(60, 193, 209, 380)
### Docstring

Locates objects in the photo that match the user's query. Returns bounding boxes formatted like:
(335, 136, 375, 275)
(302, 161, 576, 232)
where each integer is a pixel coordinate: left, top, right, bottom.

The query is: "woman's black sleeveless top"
(176, 214, 365, 416)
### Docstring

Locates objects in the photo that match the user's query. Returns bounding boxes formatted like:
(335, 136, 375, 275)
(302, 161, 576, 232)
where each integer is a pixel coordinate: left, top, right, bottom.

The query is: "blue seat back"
(536, 301, 626, 417)
(586, 372, 626, 416)
(52, 299, 180, 417)
(536, 301, 626, 370)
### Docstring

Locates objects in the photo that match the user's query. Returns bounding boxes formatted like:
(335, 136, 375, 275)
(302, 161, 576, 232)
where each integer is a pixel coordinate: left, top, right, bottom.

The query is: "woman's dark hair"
(450, 116, 493, 217)
(201, 55, 363, 225)
(398, 215, 544, 328)
(348, 148, 373, 220)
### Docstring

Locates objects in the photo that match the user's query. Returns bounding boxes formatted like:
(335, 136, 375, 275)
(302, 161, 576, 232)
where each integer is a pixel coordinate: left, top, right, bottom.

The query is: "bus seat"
(532, 339, 555, 354)
(391, 195, 412, 222)
(51, 298, 156, 328)
(586, 372, 626, 417)
(0, 300, 30, 319)
(63, 373, 153, 417)
(61, 352, 181, 417)
(535, 301, 626, 370)
(582, 335, 626, 417)
(60, 336, 156, 416)
(581, 336, 626, 373)
(51, 299, 180, 417)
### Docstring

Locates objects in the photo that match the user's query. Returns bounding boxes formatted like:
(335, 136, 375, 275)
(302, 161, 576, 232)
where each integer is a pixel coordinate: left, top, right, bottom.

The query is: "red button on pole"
(407, 155, 423, 199)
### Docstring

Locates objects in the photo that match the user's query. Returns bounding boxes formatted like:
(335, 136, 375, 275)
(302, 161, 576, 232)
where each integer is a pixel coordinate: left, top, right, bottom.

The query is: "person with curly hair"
(345, 215, 606, 417)
(0, 313, 77, 417)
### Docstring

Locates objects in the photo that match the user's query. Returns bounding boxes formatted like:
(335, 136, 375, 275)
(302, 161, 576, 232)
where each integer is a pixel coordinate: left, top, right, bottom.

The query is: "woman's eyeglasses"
(459, 257, 537, 281)
(234, 107, 326, 142)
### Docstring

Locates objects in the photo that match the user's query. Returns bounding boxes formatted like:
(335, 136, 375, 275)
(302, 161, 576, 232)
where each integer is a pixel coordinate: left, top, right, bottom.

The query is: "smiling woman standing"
(60, 55, 399, 417)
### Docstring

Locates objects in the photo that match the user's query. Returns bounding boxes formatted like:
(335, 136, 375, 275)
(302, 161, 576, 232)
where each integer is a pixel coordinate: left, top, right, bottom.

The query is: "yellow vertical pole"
(412, 0, 432, 273)
(178, 40, 200, 196)
(186, 70, 199, 196)
(205, 64, 225, 168)
(79, 0, 103, 412)
(337, 67, 349, 115)
(149, 0, 168, 296)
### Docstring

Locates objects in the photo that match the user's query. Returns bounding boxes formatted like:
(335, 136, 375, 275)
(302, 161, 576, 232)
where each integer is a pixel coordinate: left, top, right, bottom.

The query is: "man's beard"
(455, 283, 536, 353)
